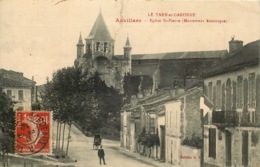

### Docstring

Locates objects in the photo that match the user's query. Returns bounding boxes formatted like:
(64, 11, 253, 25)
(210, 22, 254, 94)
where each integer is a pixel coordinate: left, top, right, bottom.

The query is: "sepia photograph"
(0, 0, 260, 166)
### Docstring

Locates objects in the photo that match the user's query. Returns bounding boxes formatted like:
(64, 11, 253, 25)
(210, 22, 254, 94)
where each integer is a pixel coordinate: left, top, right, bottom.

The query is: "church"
(74, 11, 227, 93)
(74, 12, 131, 91)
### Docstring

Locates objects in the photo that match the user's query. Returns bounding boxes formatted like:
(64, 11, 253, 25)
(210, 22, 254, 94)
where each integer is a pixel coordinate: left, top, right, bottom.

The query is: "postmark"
(15, 111, 52, 155)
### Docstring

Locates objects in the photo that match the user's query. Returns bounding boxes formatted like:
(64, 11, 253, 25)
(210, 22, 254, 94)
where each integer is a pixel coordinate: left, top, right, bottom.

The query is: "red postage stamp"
(15, 111, 52, 154)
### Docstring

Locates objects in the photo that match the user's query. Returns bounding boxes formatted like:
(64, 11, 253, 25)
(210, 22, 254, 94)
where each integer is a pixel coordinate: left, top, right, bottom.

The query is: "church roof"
(131, 50, 227, 60)
(124, 36, 131, 48)
(86, 12, 114, 41)
(77, 34, 84, 45)
(131, 64, 159, 76)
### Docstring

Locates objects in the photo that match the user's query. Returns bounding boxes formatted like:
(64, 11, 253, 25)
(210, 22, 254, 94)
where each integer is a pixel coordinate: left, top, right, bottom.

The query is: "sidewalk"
(114, 147, 180, 167)
(2, 153, 76, 167)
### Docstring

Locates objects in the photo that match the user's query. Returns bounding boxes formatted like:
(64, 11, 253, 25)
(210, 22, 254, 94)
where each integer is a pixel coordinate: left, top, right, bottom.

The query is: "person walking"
(98, 145, 106, 165)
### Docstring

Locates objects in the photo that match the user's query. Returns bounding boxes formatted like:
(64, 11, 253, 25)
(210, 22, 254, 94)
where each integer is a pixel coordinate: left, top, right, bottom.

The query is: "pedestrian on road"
(98, 145, 106, 165)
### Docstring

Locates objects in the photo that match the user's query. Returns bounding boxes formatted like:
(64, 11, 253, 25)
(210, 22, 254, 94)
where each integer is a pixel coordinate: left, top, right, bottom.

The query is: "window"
(104, 42, 108, 52)
(242, 131, 249, 166)
(248, 73, 256, 108)
(216, 80, 221, 109)
(226, 79, 232, 111)
(18, 90, 23, 101)
(7, 90, 12, 97)
(208, 82, 213, 101)
(87, 44, 91, 53)
(96, 42, 100, 51)
(208, 128, 216, 158)
(237, 76, 243, 108)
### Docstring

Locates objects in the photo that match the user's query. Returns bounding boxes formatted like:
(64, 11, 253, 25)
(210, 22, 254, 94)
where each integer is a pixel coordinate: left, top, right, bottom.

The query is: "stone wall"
(160, 59, 220, 88)
(184, 88, 203, 140)
(180, 145, 201, 167)
(203, 125, 225, 167)
(231, 128, 260, 167)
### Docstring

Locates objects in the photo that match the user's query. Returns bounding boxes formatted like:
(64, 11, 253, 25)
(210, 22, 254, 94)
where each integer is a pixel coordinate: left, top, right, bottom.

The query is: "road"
(64, 123, 167, 167)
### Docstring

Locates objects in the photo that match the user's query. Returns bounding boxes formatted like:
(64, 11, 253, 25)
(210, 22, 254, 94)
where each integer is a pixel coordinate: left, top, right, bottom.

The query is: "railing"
(210, 110, 259, 127)
(211, 110, 238, 126)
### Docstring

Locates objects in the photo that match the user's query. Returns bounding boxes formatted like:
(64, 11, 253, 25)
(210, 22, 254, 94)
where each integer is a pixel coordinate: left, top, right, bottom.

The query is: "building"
(74, 12, 131, 90)
(74, 11, 227, 92)
(0, 69, 36, 111)
(164, 87, 203, 167)
(202, 38, 260, 167)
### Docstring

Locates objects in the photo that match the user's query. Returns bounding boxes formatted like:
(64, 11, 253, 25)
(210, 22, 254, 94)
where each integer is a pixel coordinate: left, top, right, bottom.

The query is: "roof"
(204, 40, 260, 77)
(77, 34, 84, 45)
(0, 69, 35, 88)
(131, 64, 158, 76)
(86, 12, 114, 41)
(131, 50, 227, 60)
(124, 36, 131, 48)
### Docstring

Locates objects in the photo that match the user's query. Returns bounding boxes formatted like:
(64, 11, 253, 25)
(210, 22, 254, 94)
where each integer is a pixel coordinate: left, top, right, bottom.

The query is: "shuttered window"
(208, 82, 213, 101)
(243, 78, 248, 110)
(242, 131, 249, 166)
(226, 79, 232, 111)
(248, 73, 256, 108)
(208, 128, 216, 158)
(237, 76, 243, 108)
(18, 90, 24, 101)
(7, 90, 12, 97)
(216, 80, 221, 110)
(232, 81, 236, 109)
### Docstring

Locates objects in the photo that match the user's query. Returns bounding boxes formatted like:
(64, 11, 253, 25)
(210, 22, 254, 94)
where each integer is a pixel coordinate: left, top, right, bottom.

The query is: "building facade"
(0, 69, 36, 111)
(164, 87, 203, 167)
(202, 39, 260, 167)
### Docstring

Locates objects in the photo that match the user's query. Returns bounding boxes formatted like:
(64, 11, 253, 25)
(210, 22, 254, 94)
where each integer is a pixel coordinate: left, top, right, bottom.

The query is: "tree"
(41, 67, 82, 156)
(0, 87, 14, 157)
(41, 67, 123, 156)
(79, 72, 123, 135)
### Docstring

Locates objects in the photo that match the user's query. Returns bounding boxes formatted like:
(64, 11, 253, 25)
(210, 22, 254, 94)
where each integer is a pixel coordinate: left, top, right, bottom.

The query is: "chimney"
(229, 36, 243, 56)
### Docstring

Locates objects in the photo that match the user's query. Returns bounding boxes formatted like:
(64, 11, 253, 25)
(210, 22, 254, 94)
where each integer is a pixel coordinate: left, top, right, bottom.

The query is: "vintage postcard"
(0, 0, 259, 167)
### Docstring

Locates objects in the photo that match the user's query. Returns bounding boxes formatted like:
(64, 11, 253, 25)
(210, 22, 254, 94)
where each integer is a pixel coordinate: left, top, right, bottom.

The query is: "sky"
(0, 0, 260, 85)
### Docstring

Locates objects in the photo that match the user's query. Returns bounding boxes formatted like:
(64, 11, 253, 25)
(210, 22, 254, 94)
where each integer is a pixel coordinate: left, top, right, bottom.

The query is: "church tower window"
(96, 42, 100, 51)
(104, 42, 108, 52)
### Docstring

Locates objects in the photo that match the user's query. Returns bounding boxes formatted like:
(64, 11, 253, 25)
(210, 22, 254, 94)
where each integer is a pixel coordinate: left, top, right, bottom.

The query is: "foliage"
(41, 68, 123, 135)
(137, 127, 160, 148)
(147, 133, 160, 148)
(123, 73, 141, 102)
(138, 127, 146, 144)
(123, 73, 153, 103)
(41, 67, 82, 123)
(182, 134, 203, 149)
(140, 76, 153, 93)
(32, 102, 42, 111)
(0, 87, 15, 155)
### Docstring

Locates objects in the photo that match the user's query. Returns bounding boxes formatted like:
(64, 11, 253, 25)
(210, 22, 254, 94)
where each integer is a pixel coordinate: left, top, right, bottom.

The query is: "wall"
(184, 88, 203, 139)
(203, 125, 226, 167)
(204, 65, 260, 125)
(3, 87, 32, 110)
(120, 111, 131, 148)
(231, 128, 260, 167)
(160, 59, 220, 88)
(157, 114, 165, 159)
(165, 101, 182, 165)
(180, 145, 201, 167)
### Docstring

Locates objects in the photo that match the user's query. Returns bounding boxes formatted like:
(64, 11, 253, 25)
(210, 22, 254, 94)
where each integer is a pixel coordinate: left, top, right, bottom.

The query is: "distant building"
(74, 12, 131, 91)
(74, 11, 226, 92)
(0, 69, 36, 111)
(201, 38, 260, 167)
